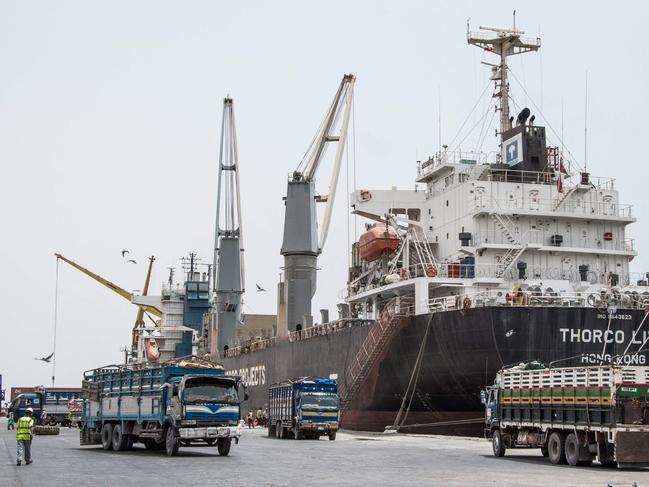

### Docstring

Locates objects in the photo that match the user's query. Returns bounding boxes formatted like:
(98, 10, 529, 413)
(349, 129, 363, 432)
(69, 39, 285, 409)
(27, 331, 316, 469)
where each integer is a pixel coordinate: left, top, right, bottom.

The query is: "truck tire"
(492, 429, 506, 457)
(328, 431, 336, 441)
(268, 424, 276, 438)
(165, 427, 179, 457)
(101, 424, 114, 450)
(548, 431, 567, 465)
(33, 425, 60, 436)
(47, 417, 58, 426)
(112, 424, 129, 451)
(294, 428, 302, 440)
(217, 438, 232, 456)
(565, 433, 591, 466)
(541, 446, 549, 457)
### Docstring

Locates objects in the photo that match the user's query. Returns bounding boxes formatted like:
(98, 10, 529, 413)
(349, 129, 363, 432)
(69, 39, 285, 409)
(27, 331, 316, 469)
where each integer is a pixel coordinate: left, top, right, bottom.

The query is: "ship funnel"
(516, 107, 531, 126)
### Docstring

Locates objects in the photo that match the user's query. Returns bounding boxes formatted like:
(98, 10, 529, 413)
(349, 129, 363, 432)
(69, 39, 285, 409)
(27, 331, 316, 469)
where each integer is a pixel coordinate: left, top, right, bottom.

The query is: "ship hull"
(222, 306, 649, 435)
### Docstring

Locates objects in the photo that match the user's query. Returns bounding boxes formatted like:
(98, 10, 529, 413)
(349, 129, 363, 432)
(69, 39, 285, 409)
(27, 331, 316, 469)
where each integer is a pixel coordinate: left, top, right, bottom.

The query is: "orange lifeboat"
(358, 224, 400, 262)
(146, 338, 160, 362)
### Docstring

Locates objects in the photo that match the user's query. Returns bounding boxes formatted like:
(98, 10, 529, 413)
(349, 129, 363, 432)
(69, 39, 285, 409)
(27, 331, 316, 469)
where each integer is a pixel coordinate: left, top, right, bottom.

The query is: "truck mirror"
(480, 390, 486, 404)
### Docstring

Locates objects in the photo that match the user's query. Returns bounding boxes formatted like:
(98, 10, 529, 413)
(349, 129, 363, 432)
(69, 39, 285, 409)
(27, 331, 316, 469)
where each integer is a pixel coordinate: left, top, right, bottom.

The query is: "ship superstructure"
(347, 24, 640, 322)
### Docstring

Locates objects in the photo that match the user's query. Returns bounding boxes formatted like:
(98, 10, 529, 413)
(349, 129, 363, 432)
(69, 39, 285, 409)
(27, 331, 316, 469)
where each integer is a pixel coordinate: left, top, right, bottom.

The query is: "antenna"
(584, 70, 588, 172)
(437, 85, 442, 150)
(467, 22, 541, 141)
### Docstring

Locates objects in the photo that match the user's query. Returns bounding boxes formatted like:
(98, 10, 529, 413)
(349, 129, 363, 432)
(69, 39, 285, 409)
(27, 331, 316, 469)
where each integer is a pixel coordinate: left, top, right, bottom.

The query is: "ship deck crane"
(54, 253, 161, 352)
(279, 74, 355, 333)
(211, 97, 245, 355)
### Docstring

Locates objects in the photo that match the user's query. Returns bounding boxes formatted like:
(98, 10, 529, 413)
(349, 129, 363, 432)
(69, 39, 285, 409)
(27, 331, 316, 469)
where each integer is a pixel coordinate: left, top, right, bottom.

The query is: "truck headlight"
(181, 419, 197, 426)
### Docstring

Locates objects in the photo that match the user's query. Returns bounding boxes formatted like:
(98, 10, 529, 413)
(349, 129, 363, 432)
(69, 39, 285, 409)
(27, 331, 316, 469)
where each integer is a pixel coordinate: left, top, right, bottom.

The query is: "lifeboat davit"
(359, 224, 400, 262)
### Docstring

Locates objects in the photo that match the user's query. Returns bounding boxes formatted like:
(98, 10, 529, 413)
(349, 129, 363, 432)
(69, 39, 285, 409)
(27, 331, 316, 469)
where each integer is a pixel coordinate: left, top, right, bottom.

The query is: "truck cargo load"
(482, 363, 649, 467)
(80, 357, 246, 456)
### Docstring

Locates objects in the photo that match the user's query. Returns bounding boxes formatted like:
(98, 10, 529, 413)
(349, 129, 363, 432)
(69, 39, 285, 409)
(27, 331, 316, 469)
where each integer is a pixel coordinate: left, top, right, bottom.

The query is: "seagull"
(256, 283, 267, 292)
(35, 353, 54, 363)
(505, 329, 515, 338)
(121, 249, 130, 257)
(125, 259, 137, 264)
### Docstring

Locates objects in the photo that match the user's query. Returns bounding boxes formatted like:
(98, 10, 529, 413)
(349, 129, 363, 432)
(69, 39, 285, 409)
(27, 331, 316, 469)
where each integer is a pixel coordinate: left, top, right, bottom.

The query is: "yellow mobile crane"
(54, 253, 161, 351)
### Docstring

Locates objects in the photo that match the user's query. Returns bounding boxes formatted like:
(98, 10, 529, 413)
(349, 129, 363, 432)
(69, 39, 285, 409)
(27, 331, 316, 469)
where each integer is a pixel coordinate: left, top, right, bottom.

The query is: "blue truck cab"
(80, 359, 246, 456)
(9, 387, 82, 426)
(268, 377, 340, 440)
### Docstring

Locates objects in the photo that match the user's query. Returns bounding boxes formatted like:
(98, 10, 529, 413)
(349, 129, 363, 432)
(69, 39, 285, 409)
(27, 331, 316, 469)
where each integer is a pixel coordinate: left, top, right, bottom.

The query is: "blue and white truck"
(80, 359, 245, 456)
(9, 386, 82, 426)
(268, 377, 340, 440)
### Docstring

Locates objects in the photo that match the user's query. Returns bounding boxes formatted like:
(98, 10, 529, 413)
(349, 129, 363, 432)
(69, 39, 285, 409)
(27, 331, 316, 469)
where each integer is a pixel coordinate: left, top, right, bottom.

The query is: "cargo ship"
(214, 23, 649, 435)
(67, 23, 649, 436)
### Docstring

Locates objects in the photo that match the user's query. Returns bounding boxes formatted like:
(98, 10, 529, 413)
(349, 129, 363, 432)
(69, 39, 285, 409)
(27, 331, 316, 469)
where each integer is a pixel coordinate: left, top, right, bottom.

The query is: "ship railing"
(417, 150, 497, 177)
(350, 262, 649, 298)
(223, 336, 277, 358)
(288, 318, 375, 342)
(473, 195, 633, 219)
(427, 290, 649, 313)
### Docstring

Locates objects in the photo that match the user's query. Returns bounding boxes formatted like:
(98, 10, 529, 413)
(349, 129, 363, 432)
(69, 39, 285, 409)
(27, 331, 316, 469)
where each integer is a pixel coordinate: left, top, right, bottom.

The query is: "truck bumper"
(300, 423, 338, 432)
(178, 426, 241, 441)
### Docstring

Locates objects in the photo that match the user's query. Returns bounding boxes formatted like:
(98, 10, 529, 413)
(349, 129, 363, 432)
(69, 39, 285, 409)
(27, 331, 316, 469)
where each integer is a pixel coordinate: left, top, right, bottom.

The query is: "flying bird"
(35, 353, 54, 363)
(505, 329, 515, 338)
(121, 249, 130, 257)
(125, 259, 137, 265)
(256, 283, 267, 292)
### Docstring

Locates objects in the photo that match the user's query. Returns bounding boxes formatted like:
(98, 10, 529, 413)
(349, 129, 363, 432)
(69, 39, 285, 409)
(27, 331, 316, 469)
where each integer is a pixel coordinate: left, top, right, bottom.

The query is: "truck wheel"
(329, 431, 336, 441)
(548, 431, 567, 465)
(126, 435, 134, 450)
(268, 424, 276, 438)
(492, 429, 506, 457)
(217, 438, 232, 456)
(47, 417, 58, 426)
(112, 424, 128, 451)
(165, 427, 179, 457)
(565, 433, 591, 466)
(541, 446, 549, 457)
(101, 424, 114, 450)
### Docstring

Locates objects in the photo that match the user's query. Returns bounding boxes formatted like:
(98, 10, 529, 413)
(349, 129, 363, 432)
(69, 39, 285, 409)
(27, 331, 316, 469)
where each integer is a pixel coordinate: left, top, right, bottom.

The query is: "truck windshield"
(183, 381, 238, 404)
(300, 393, 338, 409)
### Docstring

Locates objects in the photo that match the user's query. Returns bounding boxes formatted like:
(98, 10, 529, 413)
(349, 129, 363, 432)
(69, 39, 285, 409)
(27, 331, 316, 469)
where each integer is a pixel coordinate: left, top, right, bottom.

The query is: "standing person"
(256, 408, 263, 428)
(246, 410, 254, 428)
(7, 414, 15, 430)
(262, 408, 268, 428)
(16, 407, 34, 466)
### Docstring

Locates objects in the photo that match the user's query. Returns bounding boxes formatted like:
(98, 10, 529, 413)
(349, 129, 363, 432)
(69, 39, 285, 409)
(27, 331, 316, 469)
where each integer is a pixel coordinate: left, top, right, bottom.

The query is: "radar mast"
(467, 22, 541, 140)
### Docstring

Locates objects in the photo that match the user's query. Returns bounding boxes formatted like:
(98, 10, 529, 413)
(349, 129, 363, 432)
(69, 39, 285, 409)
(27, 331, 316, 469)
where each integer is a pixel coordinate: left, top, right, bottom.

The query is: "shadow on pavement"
(480, 454, 649, 472)
(74, 446, 222, 458)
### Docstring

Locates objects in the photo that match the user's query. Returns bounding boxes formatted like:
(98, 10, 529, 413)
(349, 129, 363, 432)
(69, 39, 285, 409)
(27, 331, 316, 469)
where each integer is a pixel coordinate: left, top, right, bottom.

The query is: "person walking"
(16, 407, 35, 466)
(246, 410, 254, 428)
(7, 415, 15, 430)
(256, 408, 263, 428)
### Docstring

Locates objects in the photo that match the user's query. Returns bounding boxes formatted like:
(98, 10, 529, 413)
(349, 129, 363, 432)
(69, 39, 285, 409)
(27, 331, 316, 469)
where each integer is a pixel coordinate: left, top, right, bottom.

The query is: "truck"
(9, 386, 83, 426)
(268, 377, 340, 440)
(80, 358, 246, 456)
(482, 363, 649, 467)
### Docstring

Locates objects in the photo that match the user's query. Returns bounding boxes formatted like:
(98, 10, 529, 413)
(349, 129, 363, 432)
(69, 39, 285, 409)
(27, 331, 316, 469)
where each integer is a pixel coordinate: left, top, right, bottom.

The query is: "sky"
(1, 1, 648, 397)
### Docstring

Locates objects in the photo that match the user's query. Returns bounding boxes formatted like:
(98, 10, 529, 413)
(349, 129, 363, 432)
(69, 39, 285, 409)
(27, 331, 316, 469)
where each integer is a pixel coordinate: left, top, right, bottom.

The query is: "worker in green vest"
(16, 407, 34, 466)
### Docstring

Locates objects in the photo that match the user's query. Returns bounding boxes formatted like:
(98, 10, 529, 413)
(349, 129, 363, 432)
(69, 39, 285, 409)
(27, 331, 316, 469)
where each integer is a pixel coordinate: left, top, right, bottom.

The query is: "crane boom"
(279, 74, 355, 333)
(54, 253, 162, 317)
(131, 255, 156, 351)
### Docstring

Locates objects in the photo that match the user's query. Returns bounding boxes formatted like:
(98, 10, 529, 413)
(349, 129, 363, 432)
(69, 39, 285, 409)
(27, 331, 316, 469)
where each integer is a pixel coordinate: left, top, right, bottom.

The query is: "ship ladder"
(339, 297, 414, 415)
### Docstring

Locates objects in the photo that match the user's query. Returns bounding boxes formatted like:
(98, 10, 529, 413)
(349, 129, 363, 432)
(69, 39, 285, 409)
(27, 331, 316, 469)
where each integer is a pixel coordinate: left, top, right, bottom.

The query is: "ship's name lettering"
(596, 313, 632, 320)
(225, 365, 266, 387)
(559, 328, 649, 344)
(580, 353, 646, 365)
